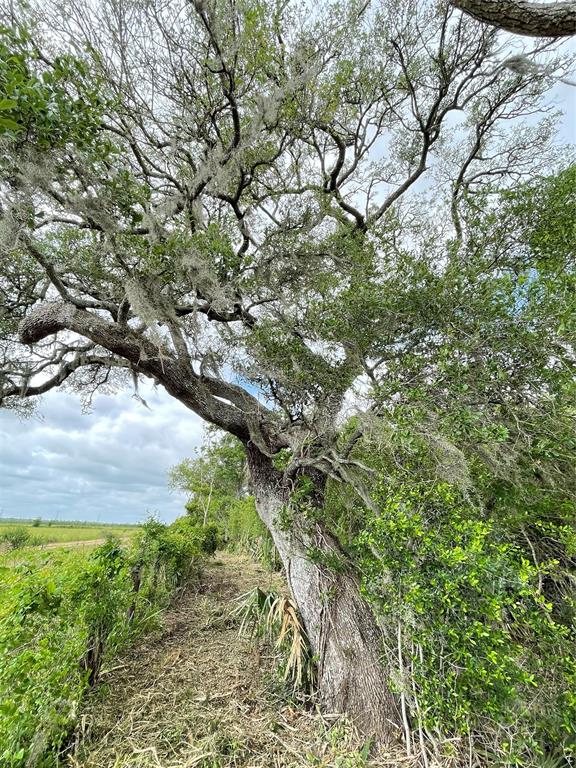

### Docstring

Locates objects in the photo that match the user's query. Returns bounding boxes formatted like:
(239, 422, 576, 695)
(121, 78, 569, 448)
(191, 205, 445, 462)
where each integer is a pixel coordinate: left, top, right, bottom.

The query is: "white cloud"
(0, 383, 204, 524)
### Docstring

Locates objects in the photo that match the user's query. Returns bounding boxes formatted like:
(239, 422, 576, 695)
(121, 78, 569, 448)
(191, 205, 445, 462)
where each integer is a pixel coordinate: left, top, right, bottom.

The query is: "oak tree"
(0, 0, 573, 742)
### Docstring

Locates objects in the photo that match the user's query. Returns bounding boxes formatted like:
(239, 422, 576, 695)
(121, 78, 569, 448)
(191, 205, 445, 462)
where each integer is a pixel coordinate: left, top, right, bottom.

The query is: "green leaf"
(0, 116, 23, 132)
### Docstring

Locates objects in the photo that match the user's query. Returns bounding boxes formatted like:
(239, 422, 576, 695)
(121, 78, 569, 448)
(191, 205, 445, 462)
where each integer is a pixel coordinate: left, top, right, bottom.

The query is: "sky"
(0, 36, 575, 526)
(0, 384, 203, 524)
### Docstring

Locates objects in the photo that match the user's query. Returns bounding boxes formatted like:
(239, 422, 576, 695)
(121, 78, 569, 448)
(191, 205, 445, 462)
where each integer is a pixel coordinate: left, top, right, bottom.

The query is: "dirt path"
(70, 552, 400, 768)
(40, 538, 107, 550)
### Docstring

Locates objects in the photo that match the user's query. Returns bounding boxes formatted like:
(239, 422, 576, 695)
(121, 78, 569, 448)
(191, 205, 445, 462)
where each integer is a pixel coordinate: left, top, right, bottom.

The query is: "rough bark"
(246, 445, 402, 745)
(450, 0, 576, 36)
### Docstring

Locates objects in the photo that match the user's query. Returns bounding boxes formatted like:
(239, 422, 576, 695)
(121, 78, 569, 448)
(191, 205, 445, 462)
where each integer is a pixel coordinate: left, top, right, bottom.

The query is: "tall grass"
(0, 517, 215, 768)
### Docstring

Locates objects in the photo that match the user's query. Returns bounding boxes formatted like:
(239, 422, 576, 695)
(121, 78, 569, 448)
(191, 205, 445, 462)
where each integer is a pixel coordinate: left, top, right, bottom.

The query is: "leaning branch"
(450, 0, 576, 37)
(17, 301, 256, 443)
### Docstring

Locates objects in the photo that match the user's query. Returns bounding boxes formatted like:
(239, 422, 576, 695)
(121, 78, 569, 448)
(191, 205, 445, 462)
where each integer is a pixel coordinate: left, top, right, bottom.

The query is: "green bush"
(169, 517, 222, 556)
(0, 547, 128, 767)
(0, 522, 207, 767)
(355, 479, 576, 765)
(0, 528, 33, 550)
(199, 522, 221, 555)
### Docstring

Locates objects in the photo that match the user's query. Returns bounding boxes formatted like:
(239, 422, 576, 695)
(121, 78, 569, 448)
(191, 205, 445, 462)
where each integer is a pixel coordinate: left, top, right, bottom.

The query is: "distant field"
(0, 519, 139, 547)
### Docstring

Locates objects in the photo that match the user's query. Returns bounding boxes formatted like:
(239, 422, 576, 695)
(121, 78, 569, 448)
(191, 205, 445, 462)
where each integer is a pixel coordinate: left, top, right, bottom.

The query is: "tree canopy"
(0, 0, 572, 453)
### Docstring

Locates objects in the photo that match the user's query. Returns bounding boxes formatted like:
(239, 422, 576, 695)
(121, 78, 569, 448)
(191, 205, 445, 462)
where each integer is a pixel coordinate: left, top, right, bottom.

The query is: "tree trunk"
(246, 445, 402, 745)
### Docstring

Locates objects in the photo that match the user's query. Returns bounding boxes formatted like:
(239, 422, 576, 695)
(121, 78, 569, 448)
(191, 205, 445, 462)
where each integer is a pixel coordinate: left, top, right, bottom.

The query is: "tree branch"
(1, 354, 129, 402)
(450, 0, 576, 37)
(17, 301, 267, 444)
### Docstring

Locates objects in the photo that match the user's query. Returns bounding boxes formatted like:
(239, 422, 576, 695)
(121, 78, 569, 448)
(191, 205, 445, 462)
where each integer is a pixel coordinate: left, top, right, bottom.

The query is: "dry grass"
(69, 553, 414, 768)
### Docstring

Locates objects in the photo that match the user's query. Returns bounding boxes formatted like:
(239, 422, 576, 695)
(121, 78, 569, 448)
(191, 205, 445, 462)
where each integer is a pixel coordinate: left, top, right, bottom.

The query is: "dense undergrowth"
(0, 516, 218, 768)
(324, 420, 576, 767)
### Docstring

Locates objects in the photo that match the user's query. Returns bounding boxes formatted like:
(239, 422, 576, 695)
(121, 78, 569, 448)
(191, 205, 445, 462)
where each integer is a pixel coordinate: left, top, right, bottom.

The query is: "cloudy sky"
(0, 384, 203, 524)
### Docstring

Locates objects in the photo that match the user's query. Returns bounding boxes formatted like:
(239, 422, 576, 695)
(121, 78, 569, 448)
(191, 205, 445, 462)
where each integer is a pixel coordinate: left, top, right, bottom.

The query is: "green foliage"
(0, 24, 107, 149)
(0, 518, 207, 767)
(170, 431, 280, 569)
(497, 165, 576, 270)
(169, 516, 222, 557)
(0, 527, 34, 550)
(198, 522, 221, 556)
(226, 496, 262, 542)
(310, 169, 576, 762)
(171, 431, 247, 526)
(0, 546, 127, 767)
(342, 414, 576, 764)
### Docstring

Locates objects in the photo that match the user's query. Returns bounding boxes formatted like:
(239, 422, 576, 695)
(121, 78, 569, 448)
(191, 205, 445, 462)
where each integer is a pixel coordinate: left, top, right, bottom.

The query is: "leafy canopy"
(0, 0, 572, 467)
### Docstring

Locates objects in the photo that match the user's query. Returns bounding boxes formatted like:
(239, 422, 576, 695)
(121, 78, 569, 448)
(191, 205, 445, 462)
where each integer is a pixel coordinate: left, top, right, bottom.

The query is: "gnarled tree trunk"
(246, 445, 402, 745)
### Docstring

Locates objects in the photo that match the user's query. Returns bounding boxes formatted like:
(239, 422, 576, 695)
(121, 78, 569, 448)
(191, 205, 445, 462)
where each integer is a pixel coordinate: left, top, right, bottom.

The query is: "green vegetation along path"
(71, 553, 400, 768)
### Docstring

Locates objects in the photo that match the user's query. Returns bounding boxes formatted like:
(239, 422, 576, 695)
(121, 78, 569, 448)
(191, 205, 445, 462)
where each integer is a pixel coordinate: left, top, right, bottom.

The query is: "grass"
(0, 546, 89, 594)
(1, 524, 209, 767)
(0, 519, 139, 547)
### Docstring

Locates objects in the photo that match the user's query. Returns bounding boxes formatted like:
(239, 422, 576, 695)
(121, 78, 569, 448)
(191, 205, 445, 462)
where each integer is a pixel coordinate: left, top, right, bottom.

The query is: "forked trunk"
(247, 446, 402, 745)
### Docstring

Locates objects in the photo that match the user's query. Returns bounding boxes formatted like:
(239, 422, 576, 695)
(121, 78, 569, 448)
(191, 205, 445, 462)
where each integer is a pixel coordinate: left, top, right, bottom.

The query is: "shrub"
(169, 516, 222, 556)
(0, 528, 32, 550)
(0, 548, 129, 767)
(0, 522, 207, 767)
(199, 522, 220, 555)
(355, 479, 576, 765)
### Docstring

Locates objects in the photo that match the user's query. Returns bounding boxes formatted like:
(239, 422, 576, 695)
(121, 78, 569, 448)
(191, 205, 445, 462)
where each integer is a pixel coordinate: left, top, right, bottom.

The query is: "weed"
(234, 587, 316, 693)
(0, 527, 34, 550)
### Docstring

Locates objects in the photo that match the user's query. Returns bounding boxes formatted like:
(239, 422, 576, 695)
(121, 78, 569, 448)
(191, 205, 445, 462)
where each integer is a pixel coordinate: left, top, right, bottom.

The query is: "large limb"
(17, 301, 258, 443)
(450, 0, 576, 36)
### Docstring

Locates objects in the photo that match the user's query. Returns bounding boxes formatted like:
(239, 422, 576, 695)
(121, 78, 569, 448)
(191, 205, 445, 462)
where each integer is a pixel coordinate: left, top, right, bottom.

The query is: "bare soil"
(40, 539, 108, 550)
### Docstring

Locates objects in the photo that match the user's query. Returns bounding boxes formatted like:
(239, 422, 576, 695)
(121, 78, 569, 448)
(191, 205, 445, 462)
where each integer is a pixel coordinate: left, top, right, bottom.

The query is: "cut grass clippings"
(70, 553, 412, 768)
